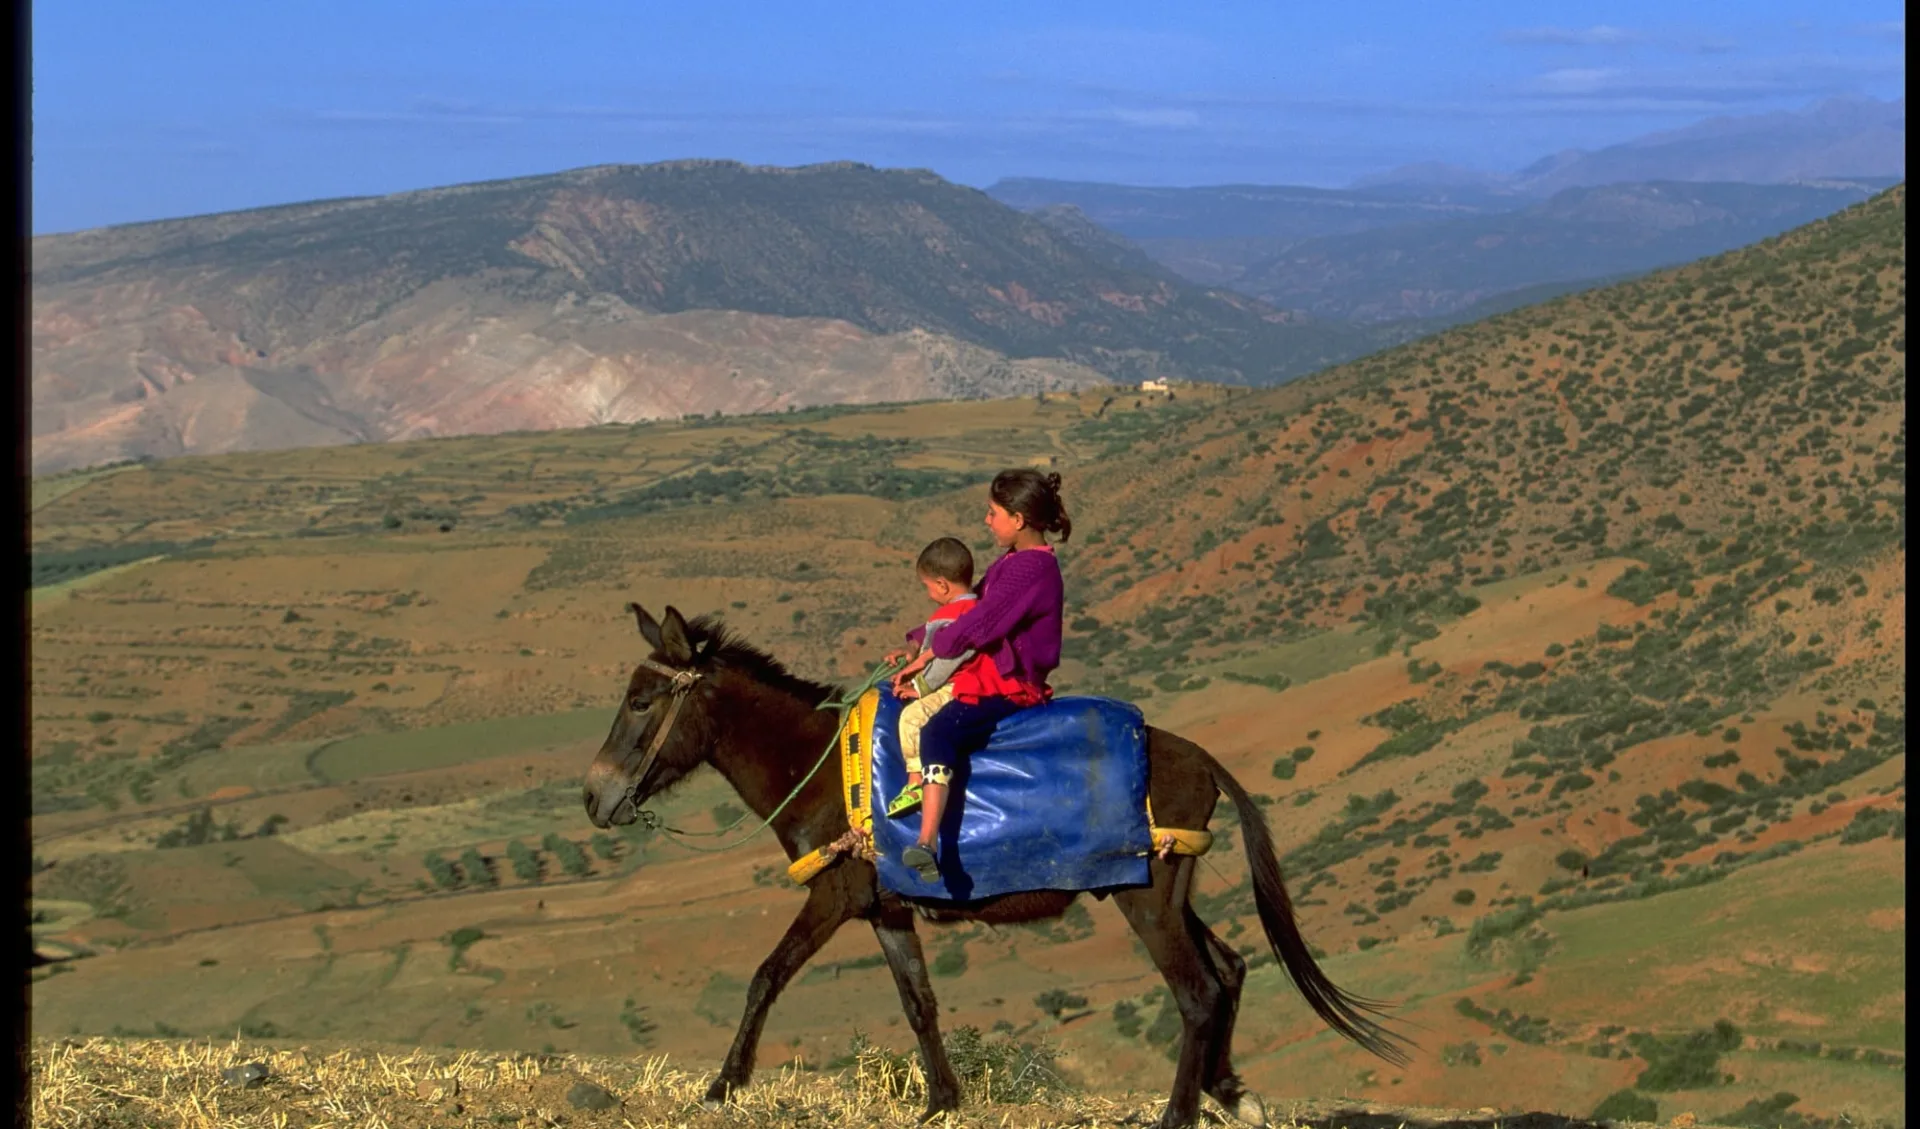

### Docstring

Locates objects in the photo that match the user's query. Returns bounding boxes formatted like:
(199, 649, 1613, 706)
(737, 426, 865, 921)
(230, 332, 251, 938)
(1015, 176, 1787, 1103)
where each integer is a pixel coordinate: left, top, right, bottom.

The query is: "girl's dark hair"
(990, 469, 1072, 542)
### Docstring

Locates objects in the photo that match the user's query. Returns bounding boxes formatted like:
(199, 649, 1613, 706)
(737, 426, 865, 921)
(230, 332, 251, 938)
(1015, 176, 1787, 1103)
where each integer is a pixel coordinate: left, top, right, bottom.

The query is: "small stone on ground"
(221, 1062, 269, 1088)
(567, 1079, 620, 1111)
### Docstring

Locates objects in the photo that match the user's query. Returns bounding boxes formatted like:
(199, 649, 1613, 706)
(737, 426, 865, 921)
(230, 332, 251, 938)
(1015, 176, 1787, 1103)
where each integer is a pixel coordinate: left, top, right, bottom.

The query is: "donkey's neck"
(706, 677, 844, 855)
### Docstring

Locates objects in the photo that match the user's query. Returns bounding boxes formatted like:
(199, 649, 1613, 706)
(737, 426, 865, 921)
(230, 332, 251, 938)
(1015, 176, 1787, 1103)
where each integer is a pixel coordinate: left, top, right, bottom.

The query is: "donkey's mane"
(687, 614, 839, 707)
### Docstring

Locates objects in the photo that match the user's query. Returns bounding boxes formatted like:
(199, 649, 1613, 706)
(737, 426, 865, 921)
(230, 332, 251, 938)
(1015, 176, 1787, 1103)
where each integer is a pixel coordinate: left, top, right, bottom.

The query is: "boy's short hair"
(916, 537, 974, 586)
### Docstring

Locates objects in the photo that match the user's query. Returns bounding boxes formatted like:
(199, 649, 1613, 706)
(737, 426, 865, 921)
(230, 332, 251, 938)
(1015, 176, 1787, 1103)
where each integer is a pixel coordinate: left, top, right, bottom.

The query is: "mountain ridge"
(31, 161, 1387, 472)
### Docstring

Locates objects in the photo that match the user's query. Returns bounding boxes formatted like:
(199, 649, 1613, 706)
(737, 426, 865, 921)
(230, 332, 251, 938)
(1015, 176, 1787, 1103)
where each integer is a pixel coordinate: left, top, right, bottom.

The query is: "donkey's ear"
(659, 605, 697, 665)
(627, 602, 664, 651)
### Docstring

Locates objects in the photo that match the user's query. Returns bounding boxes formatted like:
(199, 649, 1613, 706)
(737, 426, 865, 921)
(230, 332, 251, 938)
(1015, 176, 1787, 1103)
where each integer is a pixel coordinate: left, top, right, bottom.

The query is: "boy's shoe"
(901, 844, 939, 881)
(885, 782, 923, 818)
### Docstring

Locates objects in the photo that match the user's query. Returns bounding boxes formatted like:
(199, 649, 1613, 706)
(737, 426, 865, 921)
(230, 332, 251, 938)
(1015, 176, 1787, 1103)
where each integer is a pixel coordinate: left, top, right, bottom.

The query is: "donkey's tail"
(1207, 751, 1414, 1066)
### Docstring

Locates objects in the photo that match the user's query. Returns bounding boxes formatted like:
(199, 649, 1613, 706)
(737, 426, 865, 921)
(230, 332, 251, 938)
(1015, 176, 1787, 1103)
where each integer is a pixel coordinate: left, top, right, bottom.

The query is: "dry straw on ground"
(28, 1036, 1281, 1128)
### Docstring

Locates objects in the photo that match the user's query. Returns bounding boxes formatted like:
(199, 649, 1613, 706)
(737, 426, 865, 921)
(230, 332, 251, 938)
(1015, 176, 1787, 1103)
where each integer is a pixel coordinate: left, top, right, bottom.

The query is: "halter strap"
(622, 657, 705, 812)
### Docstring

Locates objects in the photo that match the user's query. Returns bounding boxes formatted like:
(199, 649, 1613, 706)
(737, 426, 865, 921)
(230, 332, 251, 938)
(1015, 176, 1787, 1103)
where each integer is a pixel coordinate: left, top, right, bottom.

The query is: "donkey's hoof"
(1230, 1092, 1269, 1126)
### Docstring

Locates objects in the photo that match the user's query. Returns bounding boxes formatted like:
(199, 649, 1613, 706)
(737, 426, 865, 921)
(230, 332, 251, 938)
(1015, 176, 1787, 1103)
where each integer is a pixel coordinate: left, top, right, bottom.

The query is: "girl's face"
(985, 500, 1026, 548)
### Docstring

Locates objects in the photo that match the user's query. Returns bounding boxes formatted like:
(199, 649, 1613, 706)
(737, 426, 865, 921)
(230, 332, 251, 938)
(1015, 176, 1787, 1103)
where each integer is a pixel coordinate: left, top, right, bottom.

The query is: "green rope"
(645, 658, 903, 855)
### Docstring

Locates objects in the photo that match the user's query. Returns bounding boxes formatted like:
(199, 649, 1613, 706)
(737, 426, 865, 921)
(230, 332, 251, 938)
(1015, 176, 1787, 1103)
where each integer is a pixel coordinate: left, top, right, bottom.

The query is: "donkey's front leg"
(871, 897, 963, 1121)
(704, 881, 856, 1108)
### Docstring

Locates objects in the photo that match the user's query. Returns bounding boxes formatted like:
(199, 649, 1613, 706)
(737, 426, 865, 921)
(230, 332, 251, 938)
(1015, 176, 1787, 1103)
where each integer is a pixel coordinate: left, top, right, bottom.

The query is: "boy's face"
(920, 573, 963, 603)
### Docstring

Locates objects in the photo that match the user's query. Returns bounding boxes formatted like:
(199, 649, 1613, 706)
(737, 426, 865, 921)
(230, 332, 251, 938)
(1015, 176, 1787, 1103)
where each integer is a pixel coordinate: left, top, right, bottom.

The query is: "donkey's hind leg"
(1113, 856, 1224, 1129)
(704, 879, 857, 1107)
(871, 896, 963, 1121)
(1194, 913, 1266, 1126)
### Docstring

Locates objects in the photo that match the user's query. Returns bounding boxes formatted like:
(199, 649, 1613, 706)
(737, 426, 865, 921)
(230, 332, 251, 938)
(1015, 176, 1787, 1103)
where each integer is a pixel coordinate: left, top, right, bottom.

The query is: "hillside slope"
(31, 161, 1380, 472)
(29, 190, 1905, 1126)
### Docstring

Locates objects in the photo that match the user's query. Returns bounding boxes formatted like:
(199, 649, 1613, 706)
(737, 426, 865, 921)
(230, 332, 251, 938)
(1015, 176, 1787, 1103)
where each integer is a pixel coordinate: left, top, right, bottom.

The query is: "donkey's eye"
(629, 695, 649, 712)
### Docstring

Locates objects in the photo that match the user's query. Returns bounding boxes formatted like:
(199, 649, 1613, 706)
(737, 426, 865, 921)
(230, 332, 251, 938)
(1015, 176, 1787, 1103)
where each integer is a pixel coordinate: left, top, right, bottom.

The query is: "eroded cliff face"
(31, 281, 1101, 472)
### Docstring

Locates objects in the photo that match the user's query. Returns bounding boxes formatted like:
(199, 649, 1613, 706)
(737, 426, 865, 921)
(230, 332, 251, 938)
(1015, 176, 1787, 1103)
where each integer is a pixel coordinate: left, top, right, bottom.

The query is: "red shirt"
(921, 597, 1015, 702)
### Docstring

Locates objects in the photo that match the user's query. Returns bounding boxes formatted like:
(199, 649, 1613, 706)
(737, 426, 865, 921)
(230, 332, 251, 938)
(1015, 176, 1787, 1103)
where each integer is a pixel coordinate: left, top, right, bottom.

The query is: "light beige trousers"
(897, 682, 957, 776)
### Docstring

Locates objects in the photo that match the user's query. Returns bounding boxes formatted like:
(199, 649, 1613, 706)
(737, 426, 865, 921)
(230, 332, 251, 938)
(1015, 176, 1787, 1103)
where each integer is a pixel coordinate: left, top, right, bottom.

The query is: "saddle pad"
(868, 686, 1153, 901)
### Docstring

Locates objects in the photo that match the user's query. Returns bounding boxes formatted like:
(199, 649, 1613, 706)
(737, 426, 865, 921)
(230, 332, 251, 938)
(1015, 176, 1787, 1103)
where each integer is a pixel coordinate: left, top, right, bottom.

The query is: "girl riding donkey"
(886, 468, 1070, 880)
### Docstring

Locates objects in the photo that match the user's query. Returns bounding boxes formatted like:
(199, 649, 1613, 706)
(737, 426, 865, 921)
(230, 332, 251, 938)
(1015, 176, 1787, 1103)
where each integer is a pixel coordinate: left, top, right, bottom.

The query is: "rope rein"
(636, 658, 903, 855)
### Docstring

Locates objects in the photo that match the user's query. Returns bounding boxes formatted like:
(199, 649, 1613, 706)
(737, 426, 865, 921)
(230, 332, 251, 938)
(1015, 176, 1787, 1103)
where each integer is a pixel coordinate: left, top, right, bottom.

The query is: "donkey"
(583, 604, 1409, 1129)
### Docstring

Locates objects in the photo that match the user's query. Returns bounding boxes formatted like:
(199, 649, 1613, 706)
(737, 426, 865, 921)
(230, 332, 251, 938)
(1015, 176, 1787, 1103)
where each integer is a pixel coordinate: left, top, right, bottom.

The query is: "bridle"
(618, 656, 706, 823)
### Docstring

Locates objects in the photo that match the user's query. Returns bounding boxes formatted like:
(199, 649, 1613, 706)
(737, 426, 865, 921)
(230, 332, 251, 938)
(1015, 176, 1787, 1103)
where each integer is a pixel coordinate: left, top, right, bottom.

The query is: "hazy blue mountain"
(1233, 180, 1893, 322)
(1361, 96, 1905, 195)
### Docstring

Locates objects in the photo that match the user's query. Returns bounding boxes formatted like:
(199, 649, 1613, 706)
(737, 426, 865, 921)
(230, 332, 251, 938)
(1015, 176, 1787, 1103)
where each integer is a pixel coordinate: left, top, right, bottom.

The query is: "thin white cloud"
(1502, 25, 1647, 48)
(1106, 107, 1201, 129)
(1518, 54, 1905, 104)
(1852, 20, 1904, 41)
(1531, 68, 1627, 95)
(310, 108, 525, 126)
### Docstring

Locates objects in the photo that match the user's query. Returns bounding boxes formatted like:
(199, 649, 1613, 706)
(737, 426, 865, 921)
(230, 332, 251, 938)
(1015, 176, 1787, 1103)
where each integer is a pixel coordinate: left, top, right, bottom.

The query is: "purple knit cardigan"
(927, 547, 1063, 690)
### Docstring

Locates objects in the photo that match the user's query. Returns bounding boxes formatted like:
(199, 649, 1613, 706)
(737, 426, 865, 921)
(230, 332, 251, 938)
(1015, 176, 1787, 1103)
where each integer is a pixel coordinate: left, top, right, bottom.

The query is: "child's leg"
(888, 685, 953, 817)
(897, 684, 955, 778)
(911, 696, 1027, 855)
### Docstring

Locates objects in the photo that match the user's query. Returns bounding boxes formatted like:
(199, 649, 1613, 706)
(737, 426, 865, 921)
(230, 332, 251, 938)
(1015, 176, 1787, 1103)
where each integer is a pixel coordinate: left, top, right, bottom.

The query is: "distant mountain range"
(988, 98, 1903, 323)
(32, 99, 1904, 471)
(1006, 178, 1893, 321)
(1226, 179, 1896, 322)
(31, 161, 1388, 472)
(1358, 95, 1906, 195)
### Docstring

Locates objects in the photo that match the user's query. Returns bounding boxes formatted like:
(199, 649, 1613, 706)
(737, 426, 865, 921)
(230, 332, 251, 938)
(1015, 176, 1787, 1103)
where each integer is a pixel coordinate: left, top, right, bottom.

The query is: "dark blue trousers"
(918, 696, 1027, 775)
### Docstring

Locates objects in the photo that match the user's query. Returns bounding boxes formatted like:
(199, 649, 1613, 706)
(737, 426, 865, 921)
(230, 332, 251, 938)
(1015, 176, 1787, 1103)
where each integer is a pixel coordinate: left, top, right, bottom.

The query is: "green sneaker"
(885, 782, 923, 819)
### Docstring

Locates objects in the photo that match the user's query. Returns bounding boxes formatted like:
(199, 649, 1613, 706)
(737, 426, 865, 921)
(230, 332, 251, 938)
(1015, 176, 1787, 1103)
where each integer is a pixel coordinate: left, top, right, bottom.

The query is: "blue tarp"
(868, 685, 1154, 901)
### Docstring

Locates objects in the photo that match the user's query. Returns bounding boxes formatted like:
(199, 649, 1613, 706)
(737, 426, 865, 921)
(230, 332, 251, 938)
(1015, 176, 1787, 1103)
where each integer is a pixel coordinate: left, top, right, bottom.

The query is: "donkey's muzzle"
(582, 762, 639, 829)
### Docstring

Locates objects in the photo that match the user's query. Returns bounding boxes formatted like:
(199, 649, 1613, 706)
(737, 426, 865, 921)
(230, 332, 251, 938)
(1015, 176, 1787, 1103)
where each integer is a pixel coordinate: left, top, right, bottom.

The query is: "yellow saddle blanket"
(785, 689, 1212, 886)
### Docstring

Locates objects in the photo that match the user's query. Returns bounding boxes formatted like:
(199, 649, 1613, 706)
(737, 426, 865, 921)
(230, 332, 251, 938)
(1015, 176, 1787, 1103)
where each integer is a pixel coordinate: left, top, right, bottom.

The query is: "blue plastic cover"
(868, 686, 1154, 901)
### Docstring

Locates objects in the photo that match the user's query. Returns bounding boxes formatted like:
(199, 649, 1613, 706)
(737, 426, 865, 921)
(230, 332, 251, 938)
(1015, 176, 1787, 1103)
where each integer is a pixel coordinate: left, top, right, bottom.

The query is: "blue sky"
(31, 1, 1905, 233)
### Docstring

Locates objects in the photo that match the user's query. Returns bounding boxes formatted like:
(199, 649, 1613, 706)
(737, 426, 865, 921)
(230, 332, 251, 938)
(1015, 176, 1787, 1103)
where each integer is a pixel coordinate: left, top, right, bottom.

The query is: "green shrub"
(1591, 1089, 1658, 1122)
(1465, 900, 1541, 959)
(155, 807, 240, 850)
(1453, 888, 1477, 906)
(1839, 806, 1903, 844)
(446, 926, 484, 970)
(507, 839, 542, 883)
(1721, 1092, 1811, 1129)
(1033, 989, 1088, 1019)
(543, 833, 591, 877)
(1271, 757, 1297, 781)
(423, 851, 461, 890)
(1460, 851, 1504, 874)
(1630, 1020, 1742, 1091)
(619, 997, 656, 1046)
(457, 848, 495, 887)
(931, 940, 968, 977)
(1142, 995, 1181, 1051)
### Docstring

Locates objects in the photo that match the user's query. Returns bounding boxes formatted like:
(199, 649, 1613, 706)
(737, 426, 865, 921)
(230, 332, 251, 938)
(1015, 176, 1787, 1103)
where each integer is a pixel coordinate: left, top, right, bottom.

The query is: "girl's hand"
(883, 647, 914, 667)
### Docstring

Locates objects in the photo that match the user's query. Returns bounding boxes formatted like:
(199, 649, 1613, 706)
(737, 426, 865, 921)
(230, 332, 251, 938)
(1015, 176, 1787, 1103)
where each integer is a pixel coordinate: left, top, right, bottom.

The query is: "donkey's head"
(583, 603, 723, 828)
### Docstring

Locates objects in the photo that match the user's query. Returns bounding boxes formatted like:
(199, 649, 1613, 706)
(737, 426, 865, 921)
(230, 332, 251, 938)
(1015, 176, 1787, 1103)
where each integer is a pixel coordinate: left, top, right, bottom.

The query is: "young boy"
(883, 537, 983, 819)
